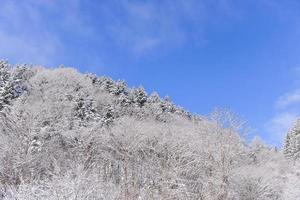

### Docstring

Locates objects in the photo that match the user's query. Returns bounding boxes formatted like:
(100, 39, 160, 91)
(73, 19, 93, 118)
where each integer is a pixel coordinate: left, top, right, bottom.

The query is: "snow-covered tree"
(74, 97, 101, 123)
(284, 119, 300, 160)
(0, 61, 27, 111)
(0, 63, 298, 199)
(130, 87, 147, 107)
(284, 132, 292, 158)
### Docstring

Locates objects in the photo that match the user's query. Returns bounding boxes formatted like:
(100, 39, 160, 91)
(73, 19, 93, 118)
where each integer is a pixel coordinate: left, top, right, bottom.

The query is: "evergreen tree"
(0, 61, 22, 110)
(284, 119, 300, 160)
(284, 132, 292, 158)
(131, 87, 147, 107)
(111, 80, 127, 96)
(74, 97, 101, 123)
(148, 92, 161, 104)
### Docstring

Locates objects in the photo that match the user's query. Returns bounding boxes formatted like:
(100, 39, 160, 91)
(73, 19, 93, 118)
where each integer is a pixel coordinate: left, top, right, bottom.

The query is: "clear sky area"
(1, 0, 300, 146)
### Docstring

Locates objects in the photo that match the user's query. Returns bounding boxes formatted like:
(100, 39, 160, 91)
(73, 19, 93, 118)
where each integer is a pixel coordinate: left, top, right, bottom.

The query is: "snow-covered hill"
(0, 61, 299, 199)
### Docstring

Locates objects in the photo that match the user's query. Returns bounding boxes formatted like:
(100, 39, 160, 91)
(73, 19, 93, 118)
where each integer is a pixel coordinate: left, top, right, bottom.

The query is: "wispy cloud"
(0, 0, 92, 66)
(0, 1, 60, 65)
(265, 68, 300, 146)
(265, 112, 297, 145)
(1, 0, 293, 65)
(0, 0, 242, 64)
(103, 0, 208, 55)
(276, 90, 300, 109)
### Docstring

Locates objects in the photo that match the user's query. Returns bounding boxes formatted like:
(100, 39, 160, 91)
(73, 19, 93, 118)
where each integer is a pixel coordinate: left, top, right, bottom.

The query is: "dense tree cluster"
(284, 119, 300, 160)
(0, 61, 30, 111)
(0, 62, 299, 199)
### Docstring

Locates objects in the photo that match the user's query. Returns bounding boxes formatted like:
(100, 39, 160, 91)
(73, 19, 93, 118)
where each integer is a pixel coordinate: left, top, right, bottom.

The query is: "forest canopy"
(0, 61, 299, 200)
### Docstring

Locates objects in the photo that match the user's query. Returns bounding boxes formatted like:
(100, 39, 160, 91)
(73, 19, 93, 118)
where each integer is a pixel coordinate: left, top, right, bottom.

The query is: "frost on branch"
(0, 62, 299, 199)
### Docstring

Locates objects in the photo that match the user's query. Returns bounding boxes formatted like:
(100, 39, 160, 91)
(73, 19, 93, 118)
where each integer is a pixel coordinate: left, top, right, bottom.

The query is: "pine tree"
(74, 98, 101, 123)
(284, 119, 300, 160)
(0, 61, 26, 111)
(111, 80, 127, 96)
(131, 87, 147, 107)
(294, 128, 300, 159)
(0, 61, 14, 110)
(284, 133, 292, 158)
(148, 92, 161, 104)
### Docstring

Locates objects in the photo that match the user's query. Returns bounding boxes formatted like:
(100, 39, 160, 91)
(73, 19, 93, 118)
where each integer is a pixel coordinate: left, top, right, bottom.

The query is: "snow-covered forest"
(0, 61, 299, 200)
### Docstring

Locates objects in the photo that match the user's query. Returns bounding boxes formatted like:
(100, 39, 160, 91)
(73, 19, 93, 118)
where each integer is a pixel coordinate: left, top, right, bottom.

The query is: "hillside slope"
(0, 62, 299, 200)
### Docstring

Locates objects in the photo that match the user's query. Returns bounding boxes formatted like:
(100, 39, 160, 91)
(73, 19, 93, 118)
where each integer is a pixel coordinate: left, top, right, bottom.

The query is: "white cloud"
(0, 1, 59, 65)
(265, 112, 297, 145)
(0, 0, 250, 63)
(276, 90, 300, 109)
(133, 37, 161, 55)
(1, 0, 298, 65)
(0, 0, 93, 66)
(265, 67, 300, 145)
(0, 30, 61, 66)
(103, 0, 239, 55)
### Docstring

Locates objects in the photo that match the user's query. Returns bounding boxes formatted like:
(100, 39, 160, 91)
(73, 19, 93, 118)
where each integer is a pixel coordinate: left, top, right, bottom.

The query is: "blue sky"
(1, 0, 300, 146)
